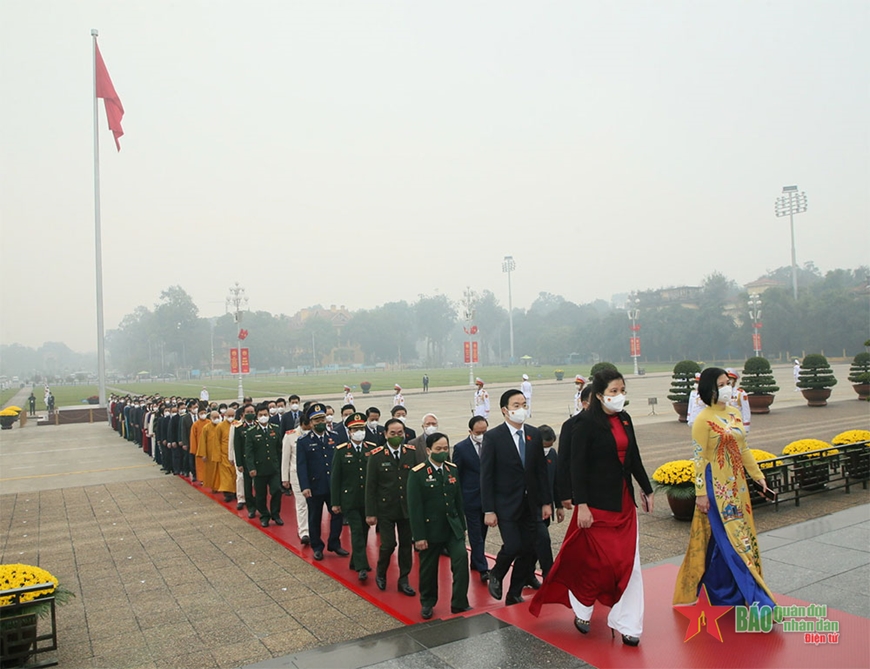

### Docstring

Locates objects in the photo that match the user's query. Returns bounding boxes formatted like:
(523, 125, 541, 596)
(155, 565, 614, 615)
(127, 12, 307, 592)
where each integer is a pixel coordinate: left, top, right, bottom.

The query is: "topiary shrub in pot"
(848, 352, 870, 401)
(797, 353, 837, 406)
(668, 360, 701, 422)
(740, 357, 780, 414)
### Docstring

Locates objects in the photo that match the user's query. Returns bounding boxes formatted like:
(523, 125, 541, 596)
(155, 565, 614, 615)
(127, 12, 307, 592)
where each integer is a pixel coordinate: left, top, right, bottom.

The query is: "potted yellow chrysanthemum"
(782, 439, 839, 491)
(652, 460, 695, 520)
(0, 563, 74, 666)
(831, 430, 870, 482)
(0, 407, 22, 430)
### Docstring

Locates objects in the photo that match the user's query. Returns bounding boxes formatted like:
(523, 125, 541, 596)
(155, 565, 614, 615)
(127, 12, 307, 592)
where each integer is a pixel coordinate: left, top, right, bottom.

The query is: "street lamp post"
(626, 293, 641, 376)
(774, 185, 808, 301)
(226, 282, 249, 402)
(748, 294, 763, 357)
(462, 286, 478, 386)
(502, 255, 516, 364)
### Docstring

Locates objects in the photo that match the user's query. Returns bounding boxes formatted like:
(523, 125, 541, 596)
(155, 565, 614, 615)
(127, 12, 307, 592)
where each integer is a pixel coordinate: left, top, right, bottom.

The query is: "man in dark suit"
(555, 385, 592, 508)
(332, 403, 356, 445)
(407, 413, 438, 465)
(452, 415, 490, 582)
(364, 407, 385, 446)
(480, 389, 550, 605)
(390, 405, 417, 442)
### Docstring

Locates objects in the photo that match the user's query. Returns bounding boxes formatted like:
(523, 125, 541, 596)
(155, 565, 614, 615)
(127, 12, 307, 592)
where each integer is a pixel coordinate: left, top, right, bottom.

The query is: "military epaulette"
(337, 443, 349, 450)
(364, 441, 378, 447)
(369, 446, 384, 456)
(411, 462, 426, 471)
(405, 444, 416, 450)
(444, 460, 456, 468)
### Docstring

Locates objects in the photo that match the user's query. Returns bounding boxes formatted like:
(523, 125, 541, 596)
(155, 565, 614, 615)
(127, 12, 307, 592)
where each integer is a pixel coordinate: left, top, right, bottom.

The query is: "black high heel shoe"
(611, 628, 640, 646)
(573, 617, 590, 634)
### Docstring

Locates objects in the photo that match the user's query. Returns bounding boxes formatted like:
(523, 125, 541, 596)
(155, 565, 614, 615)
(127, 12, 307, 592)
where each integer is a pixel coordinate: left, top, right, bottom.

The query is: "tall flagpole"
(92, 29, 107, 407)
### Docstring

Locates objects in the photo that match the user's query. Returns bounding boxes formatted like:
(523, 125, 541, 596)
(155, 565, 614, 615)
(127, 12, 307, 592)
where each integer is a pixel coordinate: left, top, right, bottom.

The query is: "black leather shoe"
(260, 519, 270, 528)
(487, 575, 503, 600)
(421, 606, 433, 620)
(398, 582, 416, 597)
(574, 617, 590, 634)
(479, 570, 490, 583)
(300, 535, 310, 545)
(525, 576, 542, 590)
(273, 516, 284, 526)
(329, 547, 349, 556)
(248, 510, 257, 519)
(505, 593, 524, 606)
(376, 575, 386, 591)
(236, 502, 244, 510)
(450, 605, 472, 614)
(358, 570, 368, 582)
(621, 634, 640, 647)
(313, 550, 324, 561)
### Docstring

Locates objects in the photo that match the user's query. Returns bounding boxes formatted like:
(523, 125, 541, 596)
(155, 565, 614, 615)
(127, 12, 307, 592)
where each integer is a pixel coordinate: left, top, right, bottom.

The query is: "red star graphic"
(674, 584, 734, 642)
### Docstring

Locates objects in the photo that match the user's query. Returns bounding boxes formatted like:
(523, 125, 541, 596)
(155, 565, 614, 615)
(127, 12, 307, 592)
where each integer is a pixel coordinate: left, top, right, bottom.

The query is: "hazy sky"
(1, 1, 867, 353)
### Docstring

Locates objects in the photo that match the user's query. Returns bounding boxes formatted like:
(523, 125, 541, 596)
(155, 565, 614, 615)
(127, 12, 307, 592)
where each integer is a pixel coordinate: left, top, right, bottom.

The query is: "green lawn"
(0, 388, 22, 407)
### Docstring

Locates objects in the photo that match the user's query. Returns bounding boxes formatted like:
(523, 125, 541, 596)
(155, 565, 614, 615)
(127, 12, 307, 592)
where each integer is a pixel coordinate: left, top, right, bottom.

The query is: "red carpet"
(492, 563, 870, 669)
(189, 482, 870, 667)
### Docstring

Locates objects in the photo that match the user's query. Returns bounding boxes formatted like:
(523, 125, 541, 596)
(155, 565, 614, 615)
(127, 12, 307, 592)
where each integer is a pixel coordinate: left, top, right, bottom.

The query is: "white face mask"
(269, 407, 277, 415)
(368, 420, 378, 430)
(717, 385, 733, 404)
(163, 411, 170, 417)
(198, 413, 206, 420)
(397, 416, 406, 424)
(290, 403, 300, 411)
(423, 425, 438, 436)
(326, 415, 334, 423)
(350, 430, 366, 443)
(219, 408, 226, 415)
(470, 433, 484, 444)
(179, 409, 186, 415)
(506, 407, 527, 425)
(602, 394, 626, 413)
(277, 406, 285, 414)
(257, 415, 270, 425)
(212, 418, 221, 425)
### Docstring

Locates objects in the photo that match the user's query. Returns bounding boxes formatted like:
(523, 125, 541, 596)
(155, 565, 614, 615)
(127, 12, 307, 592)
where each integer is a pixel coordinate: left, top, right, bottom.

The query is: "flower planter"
(666, 493, 695, 521)
(747, 394, 775, 414)
(554, 372, 564, 381)
(671, 402, 689, 423)
(852, 383, 870, 401)
(0, 416, 15, 430)
(844, 450, 870, 482)
(360, 383, 372, 395)
(801, 388, 832, 407)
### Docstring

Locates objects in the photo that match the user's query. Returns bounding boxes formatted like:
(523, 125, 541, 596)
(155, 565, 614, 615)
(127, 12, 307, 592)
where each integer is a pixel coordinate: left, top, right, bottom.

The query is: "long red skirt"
(530, 485, 636, 616)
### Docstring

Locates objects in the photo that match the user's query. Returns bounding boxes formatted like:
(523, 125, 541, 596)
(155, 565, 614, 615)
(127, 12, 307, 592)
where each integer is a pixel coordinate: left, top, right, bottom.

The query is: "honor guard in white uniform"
(393, 384, 405, 407)
(520, 374, 533, 416)
(344, 385, 354, 406)
(572, 375, 587, 416)
(473, 378, 490, 417)
(686, 373, 704, 426)
(725, 368, 751, 433)
(793, 359, 801, 391)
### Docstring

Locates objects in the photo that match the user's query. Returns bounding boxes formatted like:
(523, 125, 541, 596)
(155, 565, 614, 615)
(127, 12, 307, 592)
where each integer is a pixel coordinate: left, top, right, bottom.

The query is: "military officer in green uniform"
(408, 432, 470, 619)
(331, 412, 377, 580)
(245, 402, 284, 528)
(234, 403, 257, 518)
(365, 417, 417, 596)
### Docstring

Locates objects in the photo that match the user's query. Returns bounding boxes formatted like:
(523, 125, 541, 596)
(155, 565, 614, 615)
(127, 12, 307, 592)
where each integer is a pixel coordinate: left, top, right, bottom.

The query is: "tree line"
(1, 265, 867, 380)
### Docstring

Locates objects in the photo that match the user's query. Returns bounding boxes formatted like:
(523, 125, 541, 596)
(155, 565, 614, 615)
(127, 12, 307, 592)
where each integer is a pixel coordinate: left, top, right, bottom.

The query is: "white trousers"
(235, 467, 245, 504)
(289, 457, 309, 537)
(569, 523, 644, 637)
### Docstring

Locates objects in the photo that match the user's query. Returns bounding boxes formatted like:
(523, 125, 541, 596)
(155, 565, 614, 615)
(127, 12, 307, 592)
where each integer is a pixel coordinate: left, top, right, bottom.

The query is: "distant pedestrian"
(28, 393, 36, 416)
(521, 374, 533, 416)
(793, 359, 801, 391)
(393, 384, 405, 407)
(422, 375, 429, 393)
(473, 378, 490, 417)
(47, 393, 55, 413)
(200, 386, 209, 402)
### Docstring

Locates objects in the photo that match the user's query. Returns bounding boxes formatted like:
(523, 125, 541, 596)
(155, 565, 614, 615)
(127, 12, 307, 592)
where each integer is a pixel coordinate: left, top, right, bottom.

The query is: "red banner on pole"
(463, 342, 471, 364)
(752, 333, 762, 352)
(240, 348, 250, 374)
(630, 337, 641, 357)
(472, 341, 479, 363)
(230, 348, 239, 374)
